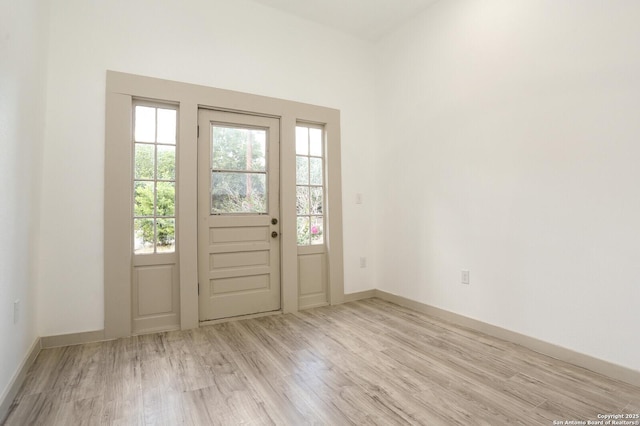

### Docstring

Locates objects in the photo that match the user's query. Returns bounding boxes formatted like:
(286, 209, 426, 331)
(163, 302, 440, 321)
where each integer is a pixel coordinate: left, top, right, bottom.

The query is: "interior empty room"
(2, 0, 639, 424)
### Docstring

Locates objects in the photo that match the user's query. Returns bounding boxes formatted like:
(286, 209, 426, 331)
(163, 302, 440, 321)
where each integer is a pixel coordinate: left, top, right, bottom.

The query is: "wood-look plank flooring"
(4, 298, 640, 425)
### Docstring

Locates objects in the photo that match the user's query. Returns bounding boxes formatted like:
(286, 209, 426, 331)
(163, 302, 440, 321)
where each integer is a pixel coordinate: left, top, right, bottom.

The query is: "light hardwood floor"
(4, 298, 640, 425)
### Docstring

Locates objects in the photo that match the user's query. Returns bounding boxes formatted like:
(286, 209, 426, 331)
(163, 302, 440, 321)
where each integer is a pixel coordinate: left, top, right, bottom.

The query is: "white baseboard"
(373, 290, 640, 388)
(0, 337, 41, 424)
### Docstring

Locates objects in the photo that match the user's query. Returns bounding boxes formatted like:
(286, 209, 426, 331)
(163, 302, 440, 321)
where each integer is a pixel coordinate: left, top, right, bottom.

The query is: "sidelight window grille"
(295, 124, 325, 246)
(132, 103, 177, 254)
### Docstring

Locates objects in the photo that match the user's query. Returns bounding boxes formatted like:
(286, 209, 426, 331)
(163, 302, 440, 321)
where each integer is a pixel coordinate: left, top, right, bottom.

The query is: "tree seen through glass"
(133, 105, 177, 254)
(295, 125, 324, 246)
(211, 126, 267, 214)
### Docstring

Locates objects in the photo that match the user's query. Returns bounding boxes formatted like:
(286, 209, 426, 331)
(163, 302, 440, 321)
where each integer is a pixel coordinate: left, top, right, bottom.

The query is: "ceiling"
(250, 0, 440, 41)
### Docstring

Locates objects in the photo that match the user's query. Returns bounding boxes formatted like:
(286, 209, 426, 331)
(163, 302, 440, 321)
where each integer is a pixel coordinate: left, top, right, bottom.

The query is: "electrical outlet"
(356, 193, 363, 204)
(360, 257, 367, 268)
(461, 270, 470, 285)
(14, 300, 20, 324)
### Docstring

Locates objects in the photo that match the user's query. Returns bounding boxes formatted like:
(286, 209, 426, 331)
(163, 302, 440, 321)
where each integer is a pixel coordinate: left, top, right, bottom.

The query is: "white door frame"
(104, 71, 344, 338)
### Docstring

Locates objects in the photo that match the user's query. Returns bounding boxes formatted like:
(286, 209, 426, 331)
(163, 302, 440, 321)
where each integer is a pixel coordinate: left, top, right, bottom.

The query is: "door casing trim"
(105, 71, 344, 338)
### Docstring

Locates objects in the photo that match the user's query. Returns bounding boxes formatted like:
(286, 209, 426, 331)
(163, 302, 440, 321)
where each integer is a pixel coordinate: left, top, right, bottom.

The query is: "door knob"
(271, 231, 278, 238)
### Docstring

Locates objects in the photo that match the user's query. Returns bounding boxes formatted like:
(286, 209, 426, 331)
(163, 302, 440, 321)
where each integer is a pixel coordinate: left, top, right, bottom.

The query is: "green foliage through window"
(133, 104, 177, 254)
(295, 125, 324, 246)
(210, 126, 267, 214)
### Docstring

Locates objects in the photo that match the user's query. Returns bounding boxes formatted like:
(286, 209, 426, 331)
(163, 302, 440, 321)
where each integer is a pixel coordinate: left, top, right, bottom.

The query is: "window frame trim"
(105, 71, 344, 338)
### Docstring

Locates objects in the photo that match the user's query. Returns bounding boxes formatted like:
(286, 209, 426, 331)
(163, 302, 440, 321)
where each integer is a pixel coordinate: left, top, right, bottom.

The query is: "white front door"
(198, 110, 280, 321)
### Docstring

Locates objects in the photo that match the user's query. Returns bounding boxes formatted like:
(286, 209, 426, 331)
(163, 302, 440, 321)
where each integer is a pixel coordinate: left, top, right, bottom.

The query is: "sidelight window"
(132, 103, 177, 254)
(295, 124, 325, 246)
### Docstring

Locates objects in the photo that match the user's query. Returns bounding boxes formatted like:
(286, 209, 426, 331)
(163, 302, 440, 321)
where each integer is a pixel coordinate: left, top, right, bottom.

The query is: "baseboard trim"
(0, 337, 41, 424)
(40, 329, 106, 349)
(373, 290, 640, 388)
(343, 290, 376, 303)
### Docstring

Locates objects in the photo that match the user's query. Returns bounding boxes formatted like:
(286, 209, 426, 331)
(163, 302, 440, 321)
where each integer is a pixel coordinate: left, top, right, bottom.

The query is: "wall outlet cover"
(14, 299, 20, 324)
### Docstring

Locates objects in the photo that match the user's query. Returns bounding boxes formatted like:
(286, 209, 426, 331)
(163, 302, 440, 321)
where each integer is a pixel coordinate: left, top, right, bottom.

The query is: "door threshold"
(199, 309, 283, 326)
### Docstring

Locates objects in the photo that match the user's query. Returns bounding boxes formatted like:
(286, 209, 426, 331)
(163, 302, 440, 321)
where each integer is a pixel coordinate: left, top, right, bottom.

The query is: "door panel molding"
(105, 71, 343, 337)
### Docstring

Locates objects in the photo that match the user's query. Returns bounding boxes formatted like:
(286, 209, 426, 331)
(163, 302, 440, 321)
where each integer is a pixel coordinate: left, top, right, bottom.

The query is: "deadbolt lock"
(271, 218, 278, 225)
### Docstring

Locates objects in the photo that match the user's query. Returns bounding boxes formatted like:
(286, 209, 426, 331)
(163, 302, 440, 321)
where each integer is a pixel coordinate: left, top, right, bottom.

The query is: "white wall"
(0, 0, 48, 405)
(374, 0, 640, 371)
(38, 0, 376, 335)
(38, 0, 639, 373)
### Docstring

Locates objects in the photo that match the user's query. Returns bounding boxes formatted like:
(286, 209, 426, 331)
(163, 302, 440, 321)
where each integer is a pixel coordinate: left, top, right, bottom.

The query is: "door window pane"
(211, 172, 266, 214)
(212, 126, 266, 172)
(210, 124, 269, 215)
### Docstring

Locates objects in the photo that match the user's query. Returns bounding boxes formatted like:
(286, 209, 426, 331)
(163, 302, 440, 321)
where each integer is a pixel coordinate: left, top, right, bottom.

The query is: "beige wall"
(0, 0, 48, 405)
(374, 0, 640, 371)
